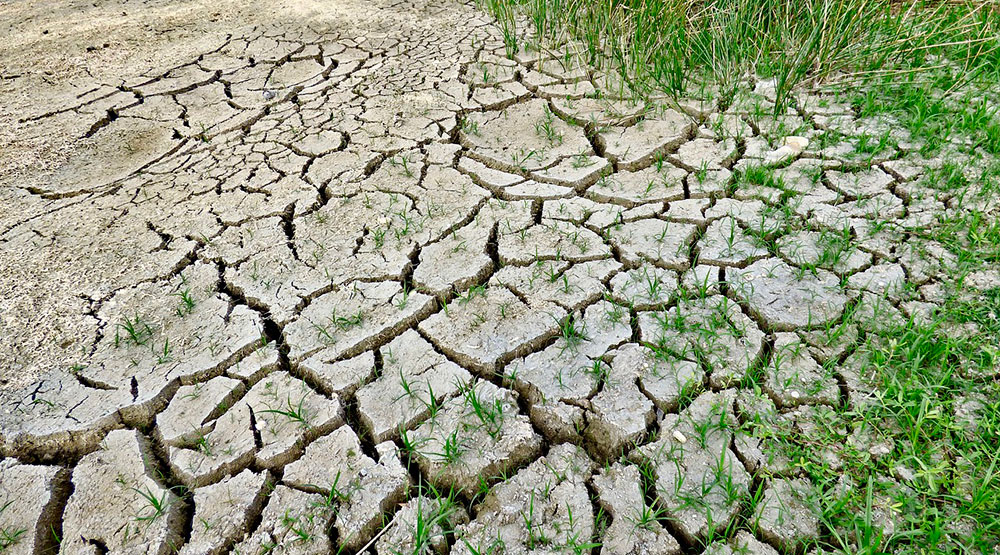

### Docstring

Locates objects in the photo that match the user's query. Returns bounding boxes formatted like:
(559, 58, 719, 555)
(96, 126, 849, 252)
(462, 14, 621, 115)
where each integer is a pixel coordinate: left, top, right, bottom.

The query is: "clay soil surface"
(2, 0, 998, 553)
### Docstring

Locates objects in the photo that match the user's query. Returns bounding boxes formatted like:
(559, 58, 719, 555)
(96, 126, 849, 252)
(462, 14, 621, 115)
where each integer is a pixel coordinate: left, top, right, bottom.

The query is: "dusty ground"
(1, 0, 998, 553)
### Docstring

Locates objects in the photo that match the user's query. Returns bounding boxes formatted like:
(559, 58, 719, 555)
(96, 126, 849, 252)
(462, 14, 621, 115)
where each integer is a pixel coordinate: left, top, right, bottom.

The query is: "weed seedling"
(115, 314, 154, 348)
(312, 471, 351, 508)
(458, 284, 487, 305)
(534, 105, 564, 146)
(156, 338, 172, 365)
(0, 501, 26, 550)
(556, 315, 589, 352)
(173, 288, 196, 316)
(435, 430, 467, 465)
(133, 486, 170, 523)
(258, 395, 312, 429)
(463, 383, 505, 439)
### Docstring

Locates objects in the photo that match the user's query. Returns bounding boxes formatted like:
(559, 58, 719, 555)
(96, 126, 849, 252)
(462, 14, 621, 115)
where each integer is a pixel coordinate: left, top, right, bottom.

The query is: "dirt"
(0, 0, 994, 552)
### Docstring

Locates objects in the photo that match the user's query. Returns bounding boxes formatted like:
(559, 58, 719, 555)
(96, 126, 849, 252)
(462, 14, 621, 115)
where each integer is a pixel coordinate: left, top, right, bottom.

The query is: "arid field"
(1, 0, 998, 553)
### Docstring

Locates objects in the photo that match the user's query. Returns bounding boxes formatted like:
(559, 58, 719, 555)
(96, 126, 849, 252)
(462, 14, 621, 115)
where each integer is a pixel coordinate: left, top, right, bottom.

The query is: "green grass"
(0, 500, 27, 551)
(479, 0, 1000, 126)
(469, 4, 1000, 549)
(850, 73, 1000, 155)
(731, 155, 1000, 551)
(132, 486, 170, 523)
(394, 483, 463, 555)
(815, 294, 1000, 553)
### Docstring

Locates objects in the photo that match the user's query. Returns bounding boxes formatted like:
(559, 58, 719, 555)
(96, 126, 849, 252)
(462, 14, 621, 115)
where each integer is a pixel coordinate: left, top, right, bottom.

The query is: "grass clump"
(479, 0, 1000, 114)
(0, 501, 26, 551)
(821, 297, 1000, 552)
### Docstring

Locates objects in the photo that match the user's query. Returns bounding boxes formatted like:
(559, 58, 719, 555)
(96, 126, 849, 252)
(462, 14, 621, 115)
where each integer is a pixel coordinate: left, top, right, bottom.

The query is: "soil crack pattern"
(2, 0, 998, 553)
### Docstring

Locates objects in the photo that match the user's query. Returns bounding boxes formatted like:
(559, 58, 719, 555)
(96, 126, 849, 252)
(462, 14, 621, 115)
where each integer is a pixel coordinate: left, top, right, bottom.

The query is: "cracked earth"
(1, 0, 998, 553)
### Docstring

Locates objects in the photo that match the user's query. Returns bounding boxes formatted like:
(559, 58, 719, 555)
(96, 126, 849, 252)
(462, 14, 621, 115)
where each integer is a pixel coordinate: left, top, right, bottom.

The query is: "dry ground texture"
(1, 0, 999, 553)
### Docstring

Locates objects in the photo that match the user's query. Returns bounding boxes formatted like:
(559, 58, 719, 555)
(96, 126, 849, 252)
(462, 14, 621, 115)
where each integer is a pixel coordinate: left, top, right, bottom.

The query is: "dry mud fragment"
(231, 485, 333, 554)
(498, 220, 611, 264)
(0, 370, 133, 460)
(155, 376, 246, 446)
(705, 198, 780, 232)
(419, 282, 566, 373)
(689, 167, 733, 198)
(61, 430, 185, 554)
(549, 96, 647, 126)
(587, 163, 687, 205)
(408, 379, 542, 497)
(459, 155, 524, 189)
(584, 344, 692, 459)
(181, 469, 270, 555)
(728, 259, 850, 331)
(374, 496, 469, 555)
(753, 477, 822, 552)
(639, 295, 765, 388)
(505, 300, 631, 443)
(453, 444, 596, 553)
(681, 264, 725, 295)
(897, 239, 955, 285)
(612, 343, 705, 414)
(495, 258, 621, 310)
(69, 262, 265, 431)
(531, 154, 611, 189)
(636, 390, 750, 544)
(296, 351, 376, 398)
(734, 390, 846, 477)
(357, 329, 472, 442)
(0, 460, 69, 555)
(763, 333, 839, 408)
(846, 262, 908, 301)
(704, 530, 780, 555)
(461, 98, 593, 173)
(284, 280, 435, 362)
(777, 229, 872, 276)
(674, 138, 738, 171)
(283, 427, 409, 550)
(599, 111, 695, 170)
(412, 222, 493, 295)
(592, 463, 682, 554)
(610, 266, 678, 309)
(826, 167, 894, 198)
(226, 341, 281, 384)
(608, 218, 698, 270)
(542, 196, 654, 229)
(168, 371, 342, 486)
(222, 245, 332, 325)
(697, 216, 770, 267)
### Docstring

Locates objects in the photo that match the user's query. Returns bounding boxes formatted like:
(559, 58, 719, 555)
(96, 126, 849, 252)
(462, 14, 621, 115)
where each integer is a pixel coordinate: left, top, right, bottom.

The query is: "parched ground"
(1, 0, 999, 553)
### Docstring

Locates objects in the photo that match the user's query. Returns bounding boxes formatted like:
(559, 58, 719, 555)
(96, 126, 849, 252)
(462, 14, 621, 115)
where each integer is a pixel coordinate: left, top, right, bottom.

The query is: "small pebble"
(784, 136, 809, 152)
(672, 430, 687, 444)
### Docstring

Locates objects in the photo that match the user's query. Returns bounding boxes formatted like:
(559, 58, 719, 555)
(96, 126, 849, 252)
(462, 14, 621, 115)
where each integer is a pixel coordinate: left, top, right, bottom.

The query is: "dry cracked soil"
(1, 0, 998, 553)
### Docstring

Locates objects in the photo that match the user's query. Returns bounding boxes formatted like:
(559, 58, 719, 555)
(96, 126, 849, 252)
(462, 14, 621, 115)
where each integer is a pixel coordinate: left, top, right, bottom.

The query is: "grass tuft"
(479, 0, 1000, 122)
